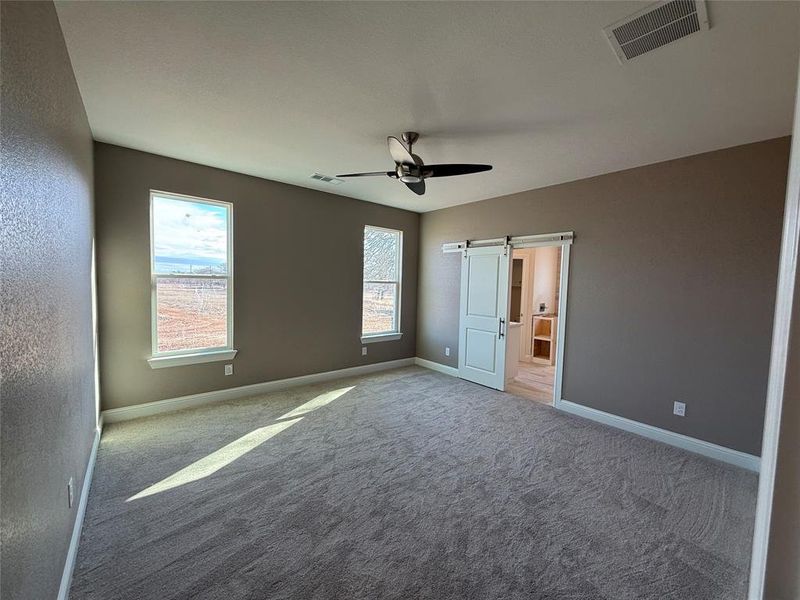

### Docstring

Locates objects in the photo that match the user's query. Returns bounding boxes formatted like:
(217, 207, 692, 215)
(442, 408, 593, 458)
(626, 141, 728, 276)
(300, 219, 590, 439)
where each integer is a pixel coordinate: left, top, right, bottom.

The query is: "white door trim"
(552, 243, 571, 408)
(516, 241, 570, 407)
(747, 59, 800, 599)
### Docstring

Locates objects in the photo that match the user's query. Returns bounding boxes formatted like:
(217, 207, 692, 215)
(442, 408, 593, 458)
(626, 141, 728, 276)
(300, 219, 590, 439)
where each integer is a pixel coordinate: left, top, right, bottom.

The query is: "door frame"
(747, 59, 800, 598)
(511, 249, 535, 362)
(513, 239, 571, 407)
(444, 232, 573, 406)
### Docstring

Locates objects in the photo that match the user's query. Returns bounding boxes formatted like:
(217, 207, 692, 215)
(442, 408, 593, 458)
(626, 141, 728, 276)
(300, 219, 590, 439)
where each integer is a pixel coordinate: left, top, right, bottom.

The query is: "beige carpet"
(71, 366, 757, 600)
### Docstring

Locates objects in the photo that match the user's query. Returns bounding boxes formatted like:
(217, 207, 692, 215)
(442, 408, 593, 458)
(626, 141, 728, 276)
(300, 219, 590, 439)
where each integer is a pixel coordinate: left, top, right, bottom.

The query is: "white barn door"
(458, 245, 511, 390)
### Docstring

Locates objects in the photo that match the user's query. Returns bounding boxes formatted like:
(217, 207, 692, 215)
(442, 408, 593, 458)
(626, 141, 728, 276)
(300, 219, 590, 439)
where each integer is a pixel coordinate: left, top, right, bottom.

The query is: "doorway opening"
(505, 245, 563, 405)
(449, 232, 572, 404)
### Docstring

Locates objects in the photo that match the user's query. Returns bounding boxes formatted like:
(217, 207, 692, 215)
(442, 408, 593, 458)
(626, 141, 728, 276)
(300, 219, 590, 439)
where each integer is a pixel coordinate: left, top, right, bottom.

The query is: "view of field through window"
(156, 279, 227, 352)
(152, 195, 230, 353)
(362, 227, 401, 335)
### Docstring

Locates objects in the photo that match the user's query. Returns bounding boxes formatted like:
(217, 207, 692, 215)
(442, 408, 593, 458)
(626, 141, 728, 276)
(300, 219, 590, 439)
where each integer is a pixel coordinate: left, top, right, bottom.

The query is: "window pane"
(153, 195, 228, 275)
(362, 282, 396, 335)
(156, 277, 228, 352)
(363, 227, 398, 281)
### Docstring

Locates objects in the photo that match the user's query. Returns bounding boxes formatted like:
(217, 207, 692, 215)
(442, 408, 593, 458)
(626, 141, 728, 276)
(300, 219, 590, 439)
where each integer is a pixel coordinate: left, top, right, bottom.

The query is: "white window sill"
(360, 333, 403, 344)
(147, 349, 238, 369)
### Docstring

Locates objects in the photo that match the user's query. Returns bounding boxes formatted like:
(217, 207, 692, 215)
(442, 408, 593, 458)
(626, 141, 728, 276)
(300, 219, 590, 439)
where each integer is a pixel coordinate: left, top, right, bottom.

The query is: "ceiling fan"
(337, 132, 492, 196)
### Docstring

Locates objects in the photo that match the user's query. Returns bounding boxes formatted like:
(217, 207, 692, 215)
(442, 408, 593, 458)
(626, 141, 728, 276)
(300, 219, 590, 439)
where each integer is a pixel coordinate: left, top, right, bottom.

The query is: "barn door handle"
(498, 318, 505, 339)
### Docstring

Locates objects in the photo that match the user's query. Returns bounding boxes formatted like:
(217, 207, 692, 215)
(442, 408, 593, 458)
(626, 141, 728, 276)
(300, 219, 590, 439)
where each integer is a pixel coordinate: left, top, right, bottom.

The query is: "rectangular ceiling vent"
(310, 172, 344, 185)
(603, 0, 710, 63)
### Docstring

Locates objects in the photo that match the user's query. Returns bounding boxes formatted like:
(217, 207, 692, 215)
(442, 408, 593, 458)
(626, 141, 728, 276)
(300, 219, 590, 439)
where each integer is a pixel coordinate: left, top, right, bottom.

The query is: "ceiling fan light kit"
(337, 132, 493, 196)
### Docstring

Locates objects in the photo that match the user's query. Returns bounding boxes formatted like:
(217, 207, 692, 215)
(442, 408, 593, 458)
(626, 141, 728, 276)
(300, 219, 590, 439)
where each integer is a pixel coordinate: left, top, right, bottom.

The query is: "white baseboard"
(405, 361, 759, 472)
(414, 357, 459, 377)
(58, 421, 103, 600)
(100, 356, 758, 472)
(102, 358, 416, 424)
(557, 399, 760, 472)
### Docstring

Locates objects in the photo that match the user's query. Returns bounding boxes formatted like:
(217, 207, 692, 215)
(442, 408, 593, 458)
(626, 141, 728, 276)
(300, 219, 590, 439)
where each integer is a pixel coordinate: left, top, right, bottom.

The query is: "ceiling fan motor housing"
(336, 131, 492, 195)
(397, 163, 422, 183)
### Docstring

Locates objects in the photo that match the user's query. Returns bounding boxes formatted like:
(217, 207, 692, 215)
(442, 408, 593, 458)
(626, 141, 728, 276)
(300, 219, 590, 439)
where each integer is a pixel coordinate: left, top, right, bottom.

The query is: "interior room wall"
(417, 137, 790, 455)
(531, 246, 560, 315)
(0, 3, 98, 599)
(94, 143, 419, 410)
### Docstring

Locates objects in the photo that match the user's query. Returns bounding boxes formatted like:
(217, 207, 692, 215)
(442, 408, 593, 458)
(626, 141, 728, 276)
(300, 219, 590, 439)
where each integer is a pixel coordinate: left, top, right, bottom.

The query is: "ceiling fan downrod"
(401, 131, 419, 154)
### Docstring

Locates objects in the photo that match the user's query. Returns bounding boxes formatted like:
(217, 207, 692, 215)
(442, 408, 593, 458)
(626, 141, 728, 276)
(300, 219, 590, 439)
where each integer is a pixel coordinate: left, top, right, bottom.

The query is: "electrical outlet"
(67, 477, 74, 508)
(445, 347, 450, 357)
(361, 347, 367, 356)
(224, 364, 233, 376)
(673, 401, 686, 417)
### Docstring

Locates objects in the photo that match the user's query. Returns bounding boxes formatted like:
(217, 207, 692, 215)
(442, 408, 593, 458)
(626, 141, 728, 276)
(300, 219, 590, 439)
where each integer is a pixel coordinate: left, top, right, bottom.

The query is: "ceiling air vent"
(310, 172, 344, 185)
(603, 0, 710, 63)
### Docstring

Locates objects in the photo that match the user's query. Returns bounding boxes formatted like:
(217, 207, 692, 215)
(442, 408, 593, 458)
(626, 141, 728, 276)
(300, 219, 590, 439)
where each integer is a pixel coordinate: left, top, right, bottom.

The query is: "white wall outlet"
(361, 347, 367, 356)
(673, 401, 686, 417)
(445, 347, 450, 357)
(67, 477, 74, 508)
(224, 364, 233, 376)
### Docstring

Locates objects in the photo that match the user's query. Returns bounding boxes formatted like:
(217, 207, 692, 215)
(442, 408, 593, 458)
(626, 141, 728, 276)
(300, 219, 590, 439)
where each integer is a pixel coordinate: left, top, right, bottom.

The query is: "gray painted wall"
(94, 143, 419, 410)
(0, 3, 98, 599)
(417, 138, 790, 456)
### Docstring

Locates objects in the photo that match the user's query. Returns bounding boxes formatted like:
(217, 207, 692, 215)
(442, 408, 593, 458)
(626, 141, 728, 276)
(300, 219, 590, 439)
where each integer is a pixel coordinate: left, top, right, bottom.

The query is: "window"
(148, 191, 235, 368)
(361, 225, 402, 343)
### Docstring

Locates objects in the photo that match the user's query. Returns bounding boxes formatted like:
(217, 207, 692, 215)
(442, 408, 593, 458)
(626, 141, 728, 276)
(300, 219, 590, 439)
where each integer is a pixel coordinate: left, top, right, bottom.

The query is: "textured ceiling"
(55, 1, 799, 212)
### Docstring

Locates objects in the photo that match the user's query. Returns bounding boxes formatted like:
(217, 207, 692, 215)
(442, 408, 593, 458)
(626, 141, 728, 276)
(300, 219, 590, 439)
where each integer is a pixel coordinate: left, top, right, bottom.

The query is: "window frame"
(147, 190, 236, 368)
(361, 225, 403, 344)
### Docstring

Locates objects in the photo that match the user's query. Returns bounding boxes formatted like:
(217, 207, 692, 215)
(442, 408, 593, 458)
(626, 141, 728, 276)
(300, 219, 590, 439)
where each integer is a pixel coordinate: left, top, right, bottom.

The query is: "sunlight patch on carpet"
(278, 386, 355, 420)
(127, 417, 302, 501)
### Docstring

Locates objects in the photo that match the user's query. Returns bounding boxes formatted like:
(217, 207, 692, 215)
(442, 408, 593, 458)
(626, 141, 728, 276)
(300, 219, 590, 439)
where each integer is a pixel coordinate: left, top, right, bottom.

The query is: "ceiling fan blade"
(404, 180, 426, 195)
(337, 171, 395, 178)
(424, 164, 493, 178)
(388, 136, 416, 166)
